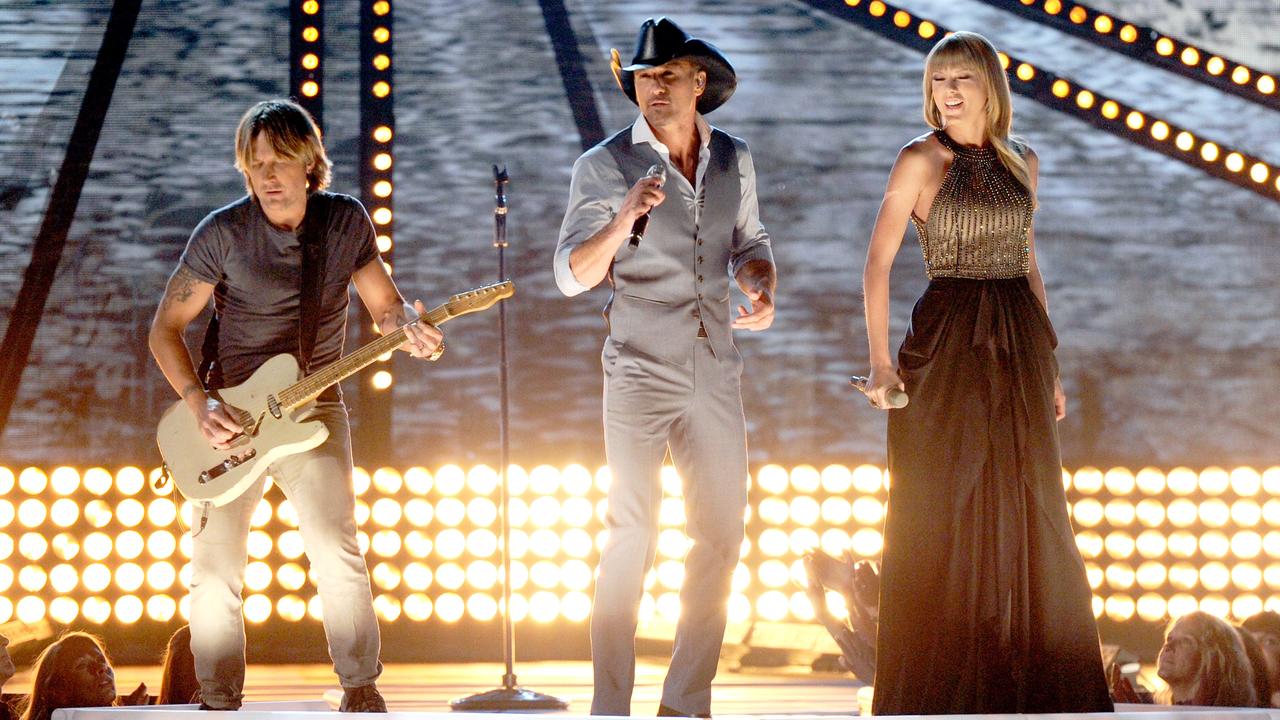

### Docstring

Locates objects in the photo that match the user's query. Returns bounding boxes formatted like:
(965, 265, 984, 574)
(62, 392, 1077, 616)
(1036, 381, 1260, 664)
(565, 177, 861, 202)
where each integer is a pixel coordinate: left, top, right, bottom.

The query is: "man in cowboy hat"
(554, 16, 776, 717)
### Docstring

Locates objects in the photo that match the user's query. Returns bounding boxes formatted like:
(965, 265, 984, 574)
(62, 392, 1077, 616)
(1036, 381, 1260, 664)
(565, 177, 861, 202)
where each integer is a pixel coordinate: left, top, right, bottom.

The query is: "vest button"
(697, 275, 703, 283)
(697, 256, 703, 263)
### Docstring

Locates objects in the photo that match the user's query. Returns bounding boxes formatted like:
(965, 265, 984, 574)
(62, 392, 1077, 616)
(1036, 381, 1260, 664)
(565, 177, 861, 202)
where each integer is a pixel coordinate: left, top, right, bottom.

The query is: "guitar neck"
(277, 304, 454, 410)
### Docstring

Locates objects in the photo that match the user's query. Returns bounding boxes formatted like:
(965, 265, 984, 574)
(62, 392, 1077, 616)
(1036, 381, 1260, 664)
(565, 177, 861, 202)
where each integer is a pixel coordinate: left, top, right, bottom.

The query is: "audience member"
(1154, 612, 1257, 707)
(1236, 626, 1272, 707)
(157, 625, 199, 705)
(17, 632, 147, 720)
(1242, 610, 1280, 707)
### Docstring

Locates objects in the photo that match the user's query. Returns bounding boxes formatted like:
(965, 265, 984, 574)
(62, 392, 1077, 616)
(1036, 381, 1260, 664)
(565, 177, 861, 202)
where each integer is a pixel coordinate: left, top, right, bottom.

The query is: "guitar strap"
(297, 191, 331, 375)
(195, 314, 220, 390)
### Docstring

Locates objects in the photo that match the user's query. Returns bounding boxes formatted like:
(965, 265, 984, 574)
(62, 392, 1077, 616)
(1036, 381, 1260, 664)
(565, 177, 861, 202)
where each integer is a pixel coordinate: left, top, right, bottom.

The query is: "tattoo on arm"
(181, 383, 206, 400)
(161, 266, 202, 311)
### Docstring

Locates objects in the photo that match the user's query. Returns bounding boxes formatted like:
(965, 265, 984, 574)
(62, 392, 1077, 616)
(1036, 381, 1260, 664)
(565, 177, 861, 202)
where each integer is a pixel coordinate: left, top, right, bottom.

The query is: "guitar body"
(156, 280, 514, 507)
(157, 353, 328, 507)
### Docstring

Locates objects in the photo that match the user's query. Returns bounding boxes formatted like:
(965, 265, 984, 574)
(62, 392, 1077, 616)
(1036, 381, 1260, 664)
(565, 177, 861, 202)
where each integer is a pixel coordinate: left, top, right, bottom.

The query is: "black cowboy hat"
(610, 17, 737, 114)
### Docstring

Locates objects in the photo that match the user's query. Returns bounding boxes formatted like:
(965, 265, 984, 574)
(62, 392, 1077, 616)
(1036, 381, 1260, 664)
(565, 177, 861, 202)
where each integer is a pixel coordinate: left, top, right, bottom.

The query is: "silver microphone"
(850, 375, 909, 409)
(628, 163, 667, 250)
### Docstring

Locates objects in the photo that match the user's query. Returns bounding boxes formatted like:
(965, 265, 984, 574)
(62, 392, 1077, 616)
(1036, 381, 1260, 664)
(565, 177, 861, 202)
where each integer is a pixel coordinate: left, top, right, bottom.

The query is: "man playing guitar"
(148, 99, 441, 712)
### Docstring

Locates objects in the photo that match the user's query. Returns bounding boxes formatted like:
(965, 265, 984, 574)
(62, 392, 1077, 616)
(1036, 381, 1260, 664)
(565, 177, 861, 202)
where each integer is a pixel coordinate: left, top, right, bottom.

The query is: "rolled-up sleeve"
(555, 147, 626, 297)
(729, 139, 774, 277)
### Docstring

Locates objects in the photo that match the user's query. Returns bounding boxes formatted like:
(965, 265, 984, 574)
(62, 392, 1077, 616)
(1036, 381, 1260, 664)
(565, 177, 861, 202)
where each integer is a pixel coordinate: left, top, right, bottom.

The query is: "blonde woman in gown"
(860, 31, 1113, 714)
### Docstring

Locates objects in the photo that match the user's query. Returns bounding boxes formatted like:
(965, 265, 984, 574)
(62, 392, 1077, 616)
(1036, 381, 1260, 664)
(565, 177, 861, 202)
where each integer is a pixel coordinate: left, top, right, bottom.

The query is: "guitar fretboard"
(276, 305, 455, 410)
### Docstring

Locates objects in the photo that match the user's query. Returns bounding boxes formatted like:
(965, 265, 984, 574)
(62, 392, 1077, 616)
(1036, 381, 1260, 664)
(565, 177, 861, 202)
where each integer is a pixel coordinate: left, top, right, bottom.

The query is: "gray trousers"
(189, 401, 382, 709)
(591, 337, 749, 716)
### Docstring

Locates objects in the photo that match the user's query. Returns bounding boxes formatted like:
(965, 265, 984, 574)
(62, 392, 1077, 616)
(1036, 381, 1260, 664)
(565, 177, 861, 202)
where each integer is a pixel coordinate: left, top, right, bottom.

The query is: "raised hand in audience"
(803, 551, 878, 683)
(119, 683, 149, 707)
(1108, 663, 1148, 704)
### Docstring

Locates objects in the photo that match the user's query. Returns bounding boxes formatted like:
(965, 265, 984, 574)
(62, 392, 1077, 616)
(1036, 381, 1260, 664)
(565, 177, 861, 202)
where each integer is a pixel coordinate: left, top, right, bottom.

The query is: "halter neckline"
(934, 129, 996, 161)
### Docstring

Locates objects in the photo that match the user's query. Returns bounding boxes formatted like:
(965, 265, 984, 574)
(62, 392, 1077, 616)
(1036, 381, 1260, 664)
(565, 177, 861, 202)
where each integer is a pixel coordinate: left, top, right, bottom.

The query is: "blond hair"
(922, 32, 1032, 194)
(1162, 612, 1258, 707)
(233, 99, 332, 195)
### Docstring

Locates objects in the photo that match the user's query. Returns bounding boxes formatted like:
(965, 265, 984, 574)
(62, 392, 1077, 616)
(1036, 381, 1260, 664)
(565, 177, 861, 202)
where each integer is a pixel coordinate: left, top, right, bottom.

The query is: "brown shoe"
(340, 685, 387, 713)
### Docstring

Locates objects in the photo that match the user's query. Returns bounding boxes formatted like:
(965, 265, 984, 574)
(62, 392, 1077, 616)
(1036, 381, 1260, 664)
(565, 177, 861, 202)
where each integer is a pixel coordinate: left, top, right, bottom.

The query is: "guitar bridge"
(198, 448, 258, 484)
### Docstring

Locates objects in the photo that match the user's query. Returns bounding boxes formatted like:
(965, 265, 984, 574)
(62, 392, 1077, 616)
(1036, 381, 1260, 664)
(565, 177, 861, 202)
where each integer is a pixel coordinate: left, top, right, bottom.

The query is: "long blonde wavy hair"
(922, 32, 1032, 194)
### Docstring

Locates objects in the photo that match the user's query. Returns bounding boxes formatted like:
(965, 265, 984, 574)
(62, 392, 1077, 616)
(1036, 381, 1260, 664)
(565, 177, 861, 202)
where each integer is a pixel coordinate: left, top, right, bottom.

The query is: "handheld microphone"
(628, 163, 667, 249)
(850, 375, 909, 409)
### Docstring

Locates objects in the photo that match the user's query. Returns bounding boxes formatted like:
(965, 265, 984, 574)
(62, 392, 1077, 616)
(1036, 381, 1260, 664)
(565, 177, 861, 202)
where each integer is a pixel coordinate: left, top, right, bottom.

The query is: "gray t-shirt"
(180, 192, 379, 395)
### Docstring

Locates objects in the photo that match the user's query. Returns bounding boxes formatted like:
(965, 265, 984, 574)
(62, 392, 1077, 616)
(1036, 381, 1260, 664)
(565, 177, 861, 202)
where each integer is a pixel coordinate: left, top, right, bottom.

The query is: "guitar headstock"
(442, 280, 515, 318)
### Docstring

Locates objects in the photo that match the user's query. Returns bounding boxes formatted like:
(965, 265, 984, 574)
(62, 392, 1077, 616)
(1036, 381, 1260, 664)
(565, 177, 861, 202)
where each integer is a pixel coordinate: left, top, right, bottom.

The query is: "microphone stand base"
(449, 686, 569, 712)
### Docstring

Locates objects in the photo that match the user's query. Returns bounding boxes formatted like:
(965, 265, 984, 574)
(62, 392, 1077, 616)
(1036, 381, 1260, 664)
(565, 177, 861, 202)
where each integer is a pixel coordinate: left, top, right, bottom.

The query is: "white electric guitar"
(157, 280, 513, 507)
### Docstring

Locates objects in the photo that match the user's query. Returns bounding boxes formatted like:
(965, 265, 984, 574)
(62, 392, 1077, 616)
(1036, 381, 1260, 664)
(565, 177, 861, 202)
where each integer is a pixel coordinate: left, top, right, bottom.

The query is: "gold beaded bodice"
(911, 130, 1034, 280)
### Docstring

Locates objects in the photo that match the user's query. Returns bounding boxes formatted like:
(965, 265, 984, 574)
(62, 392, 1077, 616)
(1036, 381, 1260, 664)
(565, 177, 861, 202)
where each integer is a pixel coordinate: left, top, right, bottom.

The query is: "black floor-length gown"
(871, 130, 1113, 715)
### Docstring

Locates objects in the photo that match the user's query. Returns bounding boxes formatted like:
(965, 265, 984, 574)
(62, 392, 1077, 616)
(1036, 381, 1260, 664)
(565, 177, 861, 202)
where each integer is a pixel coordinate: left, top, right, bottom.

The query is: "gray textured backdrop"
(0, 0, 1277, 470)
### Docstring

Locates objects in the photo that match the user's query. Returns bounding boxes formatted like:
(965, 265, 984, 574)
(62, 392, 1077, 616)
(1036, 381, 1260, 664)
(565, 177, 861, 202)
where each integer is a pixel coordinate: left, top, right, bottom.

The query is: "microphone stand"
(450, 166, 567, 712)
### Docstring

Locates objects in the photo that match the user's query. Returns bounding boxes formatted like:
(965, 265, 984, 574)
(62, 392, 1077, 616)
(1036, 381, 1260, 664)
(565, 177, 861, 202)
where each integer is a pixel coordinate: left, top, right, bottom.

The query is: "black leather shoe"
(658, 703, 710, 718)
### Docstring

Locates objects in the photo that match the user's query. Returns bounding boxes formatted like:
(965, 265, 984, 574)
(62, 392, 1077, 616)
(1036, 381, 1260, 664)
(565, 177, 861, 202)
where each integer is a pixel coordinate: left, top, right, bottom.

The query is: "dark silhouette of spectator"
(1155, 612, 1257, 707)
(17, 632, 147, 720)
(1236, 625, 1272, 707)
(1, 634, 16, 720)
(157, 626, 199, 705)
(1242, 610, 1280, 707)
(802, 550, 879, 683)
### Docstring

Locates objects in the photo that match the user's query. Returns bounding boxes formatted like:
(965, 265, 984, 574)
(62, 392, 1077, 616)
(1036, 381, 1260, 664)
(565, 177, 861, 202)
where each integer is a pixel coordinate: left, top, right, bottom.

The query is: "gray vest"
(602, 128, 741, 369)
